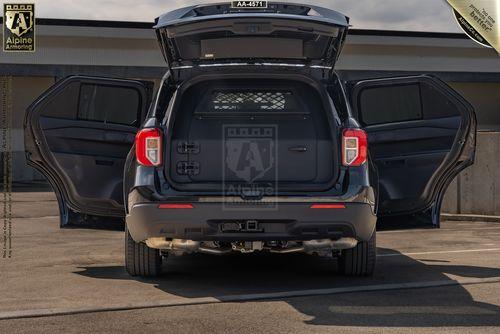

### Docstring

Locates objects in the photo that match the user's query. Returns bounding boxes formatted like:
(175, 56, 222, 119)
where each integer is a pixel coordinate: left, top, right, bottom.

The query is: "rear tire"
(125, 225, 162, 277)
(338, 230, 376, 276)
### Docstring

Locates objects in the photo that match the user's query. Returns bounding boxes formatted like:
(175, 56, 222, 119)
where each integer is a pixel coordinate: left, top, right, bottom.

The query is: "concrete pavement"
(0, 192, 499, 333)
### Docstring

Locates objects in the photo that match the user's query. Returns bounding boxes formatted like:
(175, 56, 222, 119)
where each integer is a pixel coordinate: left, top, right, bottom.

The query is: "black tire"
(125, 225, 162, 277)
(338, 230, 376, 276)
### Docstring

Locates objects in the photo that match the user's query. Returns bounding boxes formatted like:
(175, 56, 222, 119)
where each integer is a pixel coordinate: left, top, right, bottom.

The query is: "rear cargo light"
(342, 129, 367, 166)
(158, 203, 194, 209)
(136, 128, 162, 166)
(310, 203, 346, 209)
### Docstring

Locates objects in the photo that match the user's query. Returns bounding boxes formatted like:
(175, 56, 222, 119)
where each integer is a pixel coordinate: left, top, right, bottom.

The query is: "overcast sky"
(2, 0, 461, 32)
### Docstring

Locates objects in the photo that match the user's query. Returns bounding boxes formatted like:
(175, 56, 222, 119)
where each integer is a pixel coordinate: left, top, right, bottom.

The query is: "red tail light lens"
(342, 129, 367, 167)
(136, 128, 162, 166)
(310, 203, 346, 209)
(158, 203, 193, 209)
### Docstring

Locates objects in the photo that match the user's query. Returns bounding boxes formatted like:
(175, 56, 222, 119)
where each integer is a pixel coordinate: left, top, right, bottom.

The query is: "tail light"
(310, 203, 346, 209)
(342, 129, 367, 167)
(136, 128, 162, 166)
(158, 203, 193, 209)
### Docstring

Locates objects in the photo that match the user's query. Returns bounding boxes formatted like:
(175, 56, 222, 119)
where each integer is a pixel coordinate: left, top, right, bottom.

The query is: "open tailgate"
(154, 2, 349, 69)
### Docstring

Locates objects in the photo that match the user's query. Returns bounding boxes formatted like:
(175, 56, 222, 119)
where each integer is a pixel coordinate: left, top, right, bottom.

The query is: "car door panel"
(39, 118, 135, 158)
(25, 76, 153, 225)
(367, 117, 460, 158)
(349, 75, 476, 226)
(40, 118, 133, 210)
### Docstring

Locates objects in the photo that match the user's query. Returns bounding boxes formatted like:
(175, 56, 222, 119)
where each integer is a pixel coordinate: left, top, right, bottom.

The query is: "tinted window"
(421, 83, 459, 119)
(358, 82, 460, 126)
(40, 82, 80, 119)
(359, 84, 422, 126)
(78, 84, 140, 126)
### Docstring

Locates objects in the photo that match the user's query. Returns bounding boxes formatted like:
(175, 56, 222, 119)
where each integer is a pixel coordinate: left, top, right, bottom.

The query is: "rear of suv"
(24, 2, 476, 278)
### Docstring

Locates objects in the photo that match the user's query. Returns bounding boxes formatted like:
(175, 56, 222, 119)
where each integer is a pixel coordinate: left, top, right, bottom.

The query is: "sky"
(1, 0, 461, 33)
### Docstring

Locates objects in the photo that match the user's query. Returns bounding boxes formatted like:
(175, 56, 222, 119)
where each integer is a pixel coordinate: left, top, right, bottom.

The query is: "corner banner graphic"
(446, 0, 500, 53)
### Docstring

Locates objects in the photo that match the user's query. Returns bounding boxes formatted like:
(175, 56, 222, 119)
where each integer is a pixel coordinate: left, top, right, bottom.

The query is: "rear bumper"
(126, 199, 376, 243)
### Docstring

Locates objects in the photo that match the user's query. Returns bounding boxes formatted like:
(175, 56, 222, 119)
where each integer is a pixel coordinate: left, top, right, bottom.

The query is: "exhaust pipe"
(145, 237, 172, 249)
(270, 238, 358, 254)
(145, 238, 231, 255)
(146, 237, 357, 254)
(330, 237, 358, 250)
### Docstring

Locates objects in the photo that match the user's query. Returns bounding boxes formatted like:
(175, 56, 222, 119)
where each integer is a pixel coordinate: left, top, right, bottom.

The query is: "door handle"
(288, 146, 307, 152)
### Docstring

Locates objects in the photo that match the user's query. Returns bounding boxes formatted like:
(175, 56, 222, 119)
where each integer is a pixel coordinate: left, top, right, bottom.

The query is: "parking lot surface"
(1, 191, 499, 333)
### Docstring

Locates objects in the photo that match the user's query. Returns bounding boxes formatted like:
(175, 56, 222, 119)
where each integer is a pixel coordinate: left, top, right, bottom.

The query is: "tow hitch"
(220, 220, 263, 233)
(232, 241, 264, 253)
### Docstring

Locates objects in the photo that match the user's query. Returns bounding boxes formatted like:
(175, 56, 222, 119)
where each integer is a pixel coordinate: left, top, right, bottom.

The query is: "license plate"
(231, 1, 268, 9)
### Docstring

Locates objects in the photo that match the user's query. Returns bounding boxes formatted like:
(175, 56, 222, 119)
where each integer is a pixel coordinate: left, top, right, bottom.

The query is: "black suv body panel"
(126, 192, 376, 243)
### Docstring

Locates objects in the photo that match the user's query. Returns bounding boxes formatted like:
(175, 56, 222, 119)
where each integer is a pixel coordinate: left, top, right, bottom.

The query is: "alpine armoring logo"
(224, 126, 276, 183)
(222, 124, 278, 210)
(3, 3, 35, 52)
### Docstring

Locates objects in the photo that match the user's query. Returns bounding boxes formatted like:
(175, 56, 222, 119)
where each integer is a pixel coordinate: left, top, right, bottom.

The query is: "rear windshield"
(204, 90, 298, 113)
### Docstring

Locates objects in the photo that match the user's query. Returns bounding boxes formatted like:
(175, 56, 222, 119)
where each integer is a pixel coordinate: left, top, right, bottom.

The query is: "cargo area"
(166, 77, 338, 192)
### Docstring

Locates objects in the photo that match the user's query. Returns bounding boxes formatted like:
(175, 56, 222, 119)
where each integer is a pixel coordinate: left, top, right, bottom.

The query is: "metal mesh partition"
(211, 91, 294, 111)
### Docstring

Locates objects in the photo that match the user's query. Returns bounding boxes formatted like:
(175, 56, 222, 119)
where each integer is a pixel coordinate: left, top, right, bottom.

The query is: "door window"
(358, 83, 422, 126)
(78, 84, 141, 126)
(357, 82, 460, 126)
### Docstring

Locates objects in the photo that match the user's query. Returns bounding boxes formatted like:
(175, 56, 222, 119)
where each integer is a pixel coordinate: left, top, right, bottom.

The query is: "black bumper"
(126, 200, 376, 243)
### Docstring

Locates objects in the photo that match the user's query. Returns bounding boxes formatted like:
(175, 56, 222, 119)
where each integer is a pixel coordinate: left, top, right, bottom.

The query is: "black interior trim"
(163, 73, 340, 193)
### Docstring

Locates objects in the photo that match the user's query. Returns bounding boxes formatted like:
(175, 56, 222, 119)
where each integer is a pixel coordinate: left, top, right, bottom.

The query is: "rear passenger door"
(24, 76, 153, 225)
(349, 75, 476, 226)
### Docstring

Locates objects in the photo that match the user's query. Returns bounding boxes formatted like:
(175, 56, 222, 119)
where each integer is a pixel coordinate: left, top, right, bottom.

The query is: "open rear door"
(349, 75, 476, 227)
(24, 76, 153, 226)
(154, 3, 349, 71)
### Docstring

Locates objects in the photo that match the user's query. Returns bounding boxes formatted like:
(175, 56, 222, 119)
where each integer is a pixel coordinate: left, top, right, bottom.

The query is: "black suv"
(24, 2, 476, 277)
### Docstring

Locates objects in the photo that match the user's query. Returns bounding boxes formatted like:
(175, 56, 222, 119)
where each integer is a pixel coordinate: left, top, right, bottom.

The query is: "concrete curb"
(441, 213, 500, 223)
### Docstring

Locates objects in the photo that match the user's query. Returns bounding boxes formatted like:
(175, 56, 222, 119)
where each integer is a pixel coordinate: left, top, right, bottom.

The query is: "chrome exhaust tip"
(145, 237, 358, 254)
(145, 238, 232, 255)
(270, 238, 358, 254)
